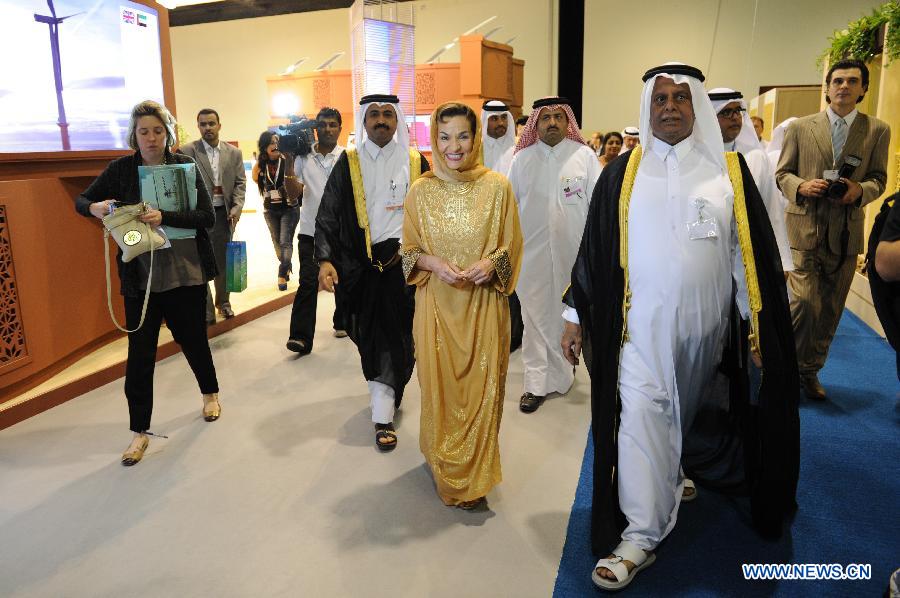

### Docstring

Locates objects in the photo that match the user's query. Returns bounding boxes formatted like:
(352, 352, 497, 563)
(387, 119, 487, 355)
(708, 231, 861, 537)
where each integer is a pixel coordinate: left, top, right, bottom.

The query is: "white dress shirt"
(359, 138, 411, 244)
(295, 144, 344, 237)
(202, 139, 224, 206)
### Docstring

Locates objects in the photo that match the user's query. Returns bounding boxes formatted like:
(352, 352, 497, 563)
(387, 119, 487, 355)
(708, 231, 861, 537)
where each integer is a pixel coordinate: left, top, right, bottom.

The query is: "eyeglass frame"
(717, 107, 747, 119)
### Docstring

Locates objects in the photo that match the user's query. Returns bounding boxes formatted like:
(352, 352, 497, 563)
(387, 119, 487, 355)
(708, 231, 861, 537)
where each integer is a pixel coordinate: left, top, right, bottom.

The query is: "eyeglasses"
(718, 107, 746, 119)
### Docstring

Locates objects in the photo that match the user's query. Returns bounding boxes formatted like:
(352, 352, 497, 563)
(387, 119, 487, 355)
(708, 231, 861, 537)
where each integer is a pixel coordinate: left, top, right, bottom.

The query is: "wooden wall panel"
(0, 178, 124, 402)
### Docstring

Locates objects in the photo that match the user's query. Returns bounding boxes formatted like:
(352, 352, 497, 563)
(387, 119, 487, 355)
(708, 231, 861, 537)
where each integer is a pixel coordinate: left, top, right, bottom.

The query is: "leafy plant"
(818, 1, 900, 68)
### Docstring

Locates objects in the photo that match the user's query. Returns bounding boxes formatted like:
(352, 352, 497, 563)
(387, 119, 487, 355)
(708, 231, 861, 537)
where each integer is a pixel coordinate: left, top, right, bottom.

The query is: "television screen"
(0, 0, 165, 153)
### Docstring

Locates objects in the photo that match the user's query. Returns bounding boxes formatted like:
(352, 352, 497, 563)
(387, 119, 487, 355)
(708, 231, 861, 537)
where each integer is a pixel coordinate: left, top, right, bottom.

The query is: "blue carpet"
(554, 311, 900, 597)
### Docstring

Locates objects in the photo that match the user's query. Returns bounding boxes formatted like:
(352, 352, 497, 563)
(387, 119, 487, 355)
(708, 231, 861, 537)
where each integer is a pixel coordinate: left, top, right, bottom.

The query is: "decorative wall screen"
(0, 205, 28, 374)
(350, 0, 417, 146)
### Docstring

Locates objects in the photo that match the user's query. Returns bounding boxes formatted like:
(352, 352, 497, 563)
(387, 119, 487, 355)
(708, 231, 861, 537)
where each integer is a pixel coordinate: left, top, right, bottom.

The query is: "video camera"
(826, 154, 862, 200)
(276, 115, 319, 156)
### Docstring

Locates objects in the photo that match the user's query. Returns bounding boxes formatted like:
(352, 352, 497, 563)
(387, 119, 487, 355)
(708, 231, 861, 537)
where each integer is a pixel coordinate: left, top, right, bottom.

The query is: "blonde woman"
(75, 100, 221, 466)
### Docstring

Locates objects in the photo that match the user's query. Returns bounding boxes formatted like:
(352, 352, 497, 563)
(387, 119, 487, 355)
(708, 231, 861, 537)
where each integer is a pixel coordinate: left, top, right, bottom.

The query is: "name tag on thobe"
(562, 176, 586, 205)
(385, 178, 406, 211)
(687, 197, 719, 240)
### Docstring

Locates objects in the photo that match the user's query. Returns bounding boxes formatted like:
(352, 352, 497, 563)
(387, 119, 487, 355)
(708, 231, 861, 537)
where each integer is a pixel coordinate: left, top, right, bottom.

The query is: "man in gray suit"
(776, 59, 890, 399)
(182, 109, 247, 322)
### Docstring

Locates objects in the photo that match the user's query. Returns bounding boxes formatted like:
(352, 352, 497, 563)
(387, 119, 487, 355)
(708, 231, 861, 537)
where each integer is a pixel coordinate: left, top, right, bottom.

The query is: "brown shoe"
(800, 374, 826, 400)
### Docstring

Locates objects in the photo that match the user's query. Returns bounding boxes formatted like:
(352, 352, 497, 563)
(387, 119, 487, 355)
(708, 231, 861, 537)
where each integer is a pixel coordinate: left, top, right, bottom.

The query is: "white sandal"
(591, 540, 656, 591)
(682, 478, 698, 502)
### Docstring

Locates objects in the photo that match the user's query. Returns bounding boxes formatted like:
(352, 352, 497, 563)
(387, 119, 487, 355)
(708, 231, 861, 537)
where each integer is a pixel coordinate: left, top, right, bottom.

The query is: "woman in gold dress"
(401, 102, 523, 509)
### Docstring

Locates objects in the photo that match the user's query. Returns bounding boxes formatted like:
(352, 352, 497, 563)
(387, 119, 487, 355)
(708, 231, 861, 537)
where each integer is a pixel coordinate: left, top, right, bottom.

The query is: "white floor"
(0, 294, 591, 598)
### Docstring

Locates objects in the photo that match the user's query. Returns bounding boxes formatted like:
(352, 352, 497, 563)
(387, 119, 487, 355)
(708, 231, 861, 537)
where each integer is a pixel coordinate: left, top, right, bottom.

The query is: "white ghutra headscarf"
(708, 87, 763, 155)
(639, 62, 725, 172)
(354, 93, 410, 154)
(481, 100, 516, 167)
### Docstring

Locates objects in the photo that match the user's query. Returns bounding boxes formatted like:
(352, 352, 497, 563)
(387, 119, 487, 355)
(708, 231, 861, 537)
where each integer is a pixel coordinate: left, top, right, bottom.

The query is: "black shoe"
(219, 306, 235, 318)
(800, 374, 826, 400)
(519, 392, 545, 413)
(286, 338, 310, 354)
(206, 318, 216, 327)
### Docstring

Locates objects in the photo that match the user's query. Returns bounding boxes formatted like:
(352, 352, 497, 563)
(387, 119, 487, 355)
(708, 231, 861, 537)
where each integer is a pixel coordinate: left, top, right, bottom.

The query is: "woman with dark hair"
(252, 131, 301, 290)
(598, 131, 623, 170)
(402, 102, 523, 509)
(75, 100, 220, 466)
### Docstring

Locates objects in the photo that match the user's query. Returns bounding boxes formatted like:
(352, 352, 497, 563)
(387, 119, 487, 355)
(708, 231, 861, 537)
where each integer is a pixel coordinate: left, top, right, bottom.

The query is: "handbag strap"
(105, 228, 154, 333)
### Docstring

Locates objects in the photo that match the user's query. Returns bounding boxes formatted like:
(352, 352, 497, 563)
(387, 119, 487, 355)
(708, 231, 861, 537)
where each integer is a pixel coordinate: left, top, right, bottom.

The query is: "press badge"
(687, 198, 718, 240)
(268, 189, 282, 201)
(562, 176, 586, 205)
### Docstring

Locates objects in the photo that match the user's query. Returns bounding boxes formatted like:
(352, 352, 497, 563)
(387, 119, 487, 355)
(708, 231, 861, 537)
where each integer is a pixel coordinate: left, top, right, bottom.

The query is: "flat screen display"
(0, 0, 165, 153)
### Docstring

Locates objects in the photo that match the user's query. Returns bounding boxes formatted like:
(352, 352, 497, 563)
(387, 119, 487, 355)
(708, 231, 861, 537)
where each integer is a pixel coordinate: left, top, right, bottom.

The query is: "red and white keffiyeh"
(514, 100, 586, 154)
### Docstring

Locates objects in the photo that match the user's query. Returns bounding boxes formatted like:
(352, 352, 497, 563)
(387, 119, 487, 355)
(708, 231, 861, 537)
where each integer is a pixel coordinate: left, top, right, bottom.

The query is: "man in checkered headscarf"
(507, 97, 600, 414)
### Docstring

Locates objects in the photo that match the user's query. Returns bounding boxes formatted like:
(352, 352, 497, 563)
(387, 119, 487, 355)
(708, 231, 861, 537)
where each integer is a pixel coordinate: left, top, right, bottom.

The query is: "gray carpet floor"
(0, 294, 591, 598)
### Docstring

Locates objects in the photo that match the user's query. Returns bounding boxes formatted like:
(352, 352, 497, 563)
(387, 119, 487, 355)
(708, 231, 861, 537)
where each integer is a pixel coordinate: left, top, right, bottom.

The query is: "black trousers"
(124, 284, 219, 432)
(288, 234, 344, 349)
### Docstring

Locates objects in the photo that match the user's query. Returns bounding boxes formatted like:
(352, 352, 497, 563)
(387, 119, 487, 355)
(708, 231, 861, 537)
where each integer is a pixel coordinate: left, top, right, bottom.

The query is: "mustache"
(373, 123, 389, 130)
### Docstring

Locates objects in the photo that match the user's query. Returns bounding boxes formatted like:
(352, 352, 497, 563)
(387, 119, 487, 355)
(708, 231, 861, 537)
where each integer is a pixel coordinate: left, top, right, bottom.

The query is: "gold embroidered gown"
(402, 170, 522, 505)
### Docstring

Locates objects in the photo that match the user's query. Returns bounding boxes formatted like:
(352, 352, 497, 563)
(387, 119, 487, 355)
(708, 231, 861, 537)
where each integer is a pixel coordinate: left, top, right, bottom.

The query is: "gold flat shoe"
(121, 436, 149, 466)
(203, 393, 221, 422)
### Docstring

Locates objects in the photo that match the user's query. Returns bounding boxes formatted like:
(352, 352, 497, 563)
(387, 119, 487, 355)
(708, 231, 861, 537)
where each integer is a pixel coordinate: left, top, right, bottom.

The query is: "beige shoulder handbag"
(102, 202, 166, 332)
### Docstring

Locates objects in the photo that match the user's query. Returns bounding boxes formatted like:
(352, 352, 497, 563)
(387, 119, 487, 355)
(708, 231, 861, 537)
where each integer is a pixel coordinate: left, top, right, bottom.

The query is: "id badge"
(823, 169, 839, 181)
(268, 189, 282, 200)
(686, 198, 718, 240)
(562, 176, 586, 205)
(385, 179, 405, 211)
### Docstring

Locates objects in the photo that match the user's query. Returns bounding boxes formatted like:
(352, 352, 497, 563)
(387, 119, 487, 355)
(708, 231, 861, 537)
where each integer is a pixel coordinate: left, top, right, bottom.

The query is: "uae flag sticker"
(137, 13, 148, 27)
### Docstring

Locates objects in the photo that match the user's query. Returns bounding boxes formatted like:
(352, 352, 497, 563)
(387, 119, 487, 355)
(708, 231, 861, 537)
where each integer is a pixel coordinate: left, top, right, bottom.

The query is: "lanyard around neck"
(265, 158, 282, 188)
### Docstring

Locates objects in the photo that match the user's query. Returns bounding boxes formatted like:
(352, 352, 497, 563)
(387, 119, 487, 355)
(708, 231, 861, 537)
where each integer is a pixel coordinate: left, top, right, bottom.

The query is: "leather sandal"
(591, 540, 656, 591)
(121, 435, 149, 466)
(203, 393, 221, 422)
(519, 392, 546, 413)
(374, 423, 397, 452)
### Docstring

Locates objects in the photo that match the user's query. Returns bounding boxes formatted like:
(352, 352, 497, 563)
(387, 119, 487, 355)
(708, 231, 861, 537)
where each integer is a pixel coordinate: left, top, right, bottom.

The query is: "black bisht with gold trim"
(314, 149, 431, 405)
(564, 148, 800, 555)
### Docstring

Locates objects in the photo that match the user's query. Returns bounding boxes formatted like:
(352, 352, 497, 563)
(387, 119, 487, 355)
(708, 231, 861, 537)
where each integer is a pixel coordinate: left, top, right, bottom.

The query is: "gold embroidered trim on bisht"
(346, 148, 373, 262)
(618, 145, 643, 346)
(401, 247, 423, 281)
(409, 149, 422, 186)
(725, 151, 763, 358)
(487, 247, 512, 288)
(346, 148, 423, 264)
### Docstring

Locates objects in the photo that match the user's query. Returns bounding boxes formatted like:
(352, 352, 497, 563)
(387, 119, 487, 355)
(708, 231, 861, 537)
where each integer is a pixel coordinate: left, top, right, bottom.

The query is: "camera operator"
(285, 108, 346, 355)
(776, 59, 891, 400)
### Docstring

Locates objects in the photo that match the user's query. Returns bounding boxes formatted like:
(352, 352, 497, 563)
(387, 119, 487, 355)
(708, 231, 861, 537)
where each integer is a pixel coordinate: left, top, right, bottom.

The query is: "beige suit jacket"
(181, 140, 247, 218)
(775, 110, 890, 255)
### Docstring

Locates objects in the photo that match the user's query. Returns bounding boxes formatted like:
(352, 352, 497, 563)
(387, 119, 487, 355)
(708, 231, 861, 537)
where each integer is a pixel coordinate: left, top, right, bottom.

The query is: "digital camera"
(826, 155, 862, 200)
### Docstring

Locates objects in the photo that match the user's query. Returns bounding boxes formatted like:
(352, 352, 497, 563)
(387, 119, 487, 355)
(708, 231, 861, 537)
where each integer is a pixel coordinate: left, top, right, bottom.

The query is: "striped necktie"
(832, 116, 848, 162)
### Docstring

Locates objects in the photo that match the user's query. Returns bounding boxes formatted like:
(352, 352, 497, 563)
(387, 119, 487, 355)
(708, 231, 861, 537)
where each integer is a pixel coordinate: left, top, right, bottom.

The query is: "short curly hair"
(127, 100, 177, 151)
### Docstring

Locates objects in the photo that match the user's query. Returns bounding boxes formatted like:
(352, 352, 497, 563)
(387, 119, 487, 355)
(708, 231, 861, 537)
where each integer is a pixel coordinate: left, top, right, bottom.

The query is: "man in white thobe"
(622, 126, 640, 152)
(709, 88, 792, 272)
(481, 100, 515, 177)
(561, 63, 799, 591)
(508, 96, 600, 413)
(316, 94, 430, 452)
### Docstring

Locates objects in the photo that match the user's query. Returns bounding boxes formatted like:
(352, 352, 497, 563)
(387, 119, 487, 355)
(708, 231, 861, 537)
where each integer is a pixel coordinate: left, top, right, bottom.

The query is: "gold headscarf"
(423, 101, 490, 183)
